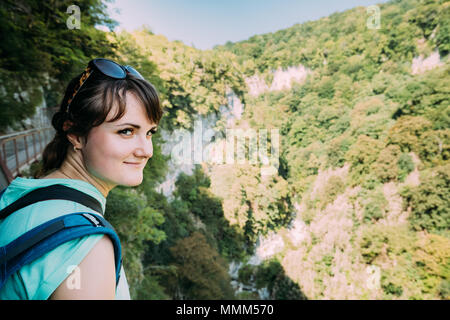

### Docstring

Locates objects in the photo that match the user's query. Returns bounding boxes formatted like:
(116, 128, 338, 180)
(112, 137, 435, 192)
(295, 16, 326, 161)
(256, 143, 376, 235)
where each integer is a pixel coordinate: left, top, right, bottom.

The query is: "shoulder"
(0, 230, 105, 300)
(0, 200, 108, 299)
(49, 235, 116, 300)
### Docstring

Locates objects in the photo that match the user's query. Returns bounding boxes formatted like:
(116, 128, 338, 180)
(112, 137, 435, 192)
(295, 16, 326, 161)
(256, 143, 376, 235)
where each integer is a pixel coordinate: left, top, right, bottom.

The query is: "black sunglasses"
(66, 58, 144, 113)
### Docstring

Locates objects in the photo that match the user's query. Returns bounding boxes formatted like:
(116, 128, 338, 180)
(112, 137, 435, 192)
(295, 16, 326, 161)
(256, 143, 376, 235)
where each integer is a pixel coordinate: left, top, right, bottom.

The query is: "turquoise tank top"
(0, 177, 130, 300)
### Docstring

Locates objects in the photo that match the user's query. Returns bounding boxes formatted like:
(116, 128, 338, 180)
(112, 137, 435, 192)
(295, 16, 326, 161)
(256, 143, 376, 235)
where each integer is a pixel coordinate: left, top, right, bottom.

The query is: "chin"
(119, 175, 144, 187)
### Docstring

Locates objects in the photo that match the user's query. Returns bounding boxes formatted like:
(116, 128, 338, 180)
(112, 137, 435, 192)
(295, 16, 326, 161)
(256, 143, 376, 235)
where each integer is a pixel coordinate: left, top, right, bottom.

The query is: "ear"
(67, 133, 85, 150)
(64, 120, 85, 149)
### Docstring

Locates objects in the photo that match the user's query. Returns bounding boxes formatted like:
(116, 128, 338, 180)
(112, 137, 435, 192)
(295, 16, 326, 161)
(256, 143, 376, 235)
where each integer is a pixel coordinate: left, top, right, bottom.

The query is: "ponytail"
(34, 111, 71, 178)
(34, 73, 81, 178)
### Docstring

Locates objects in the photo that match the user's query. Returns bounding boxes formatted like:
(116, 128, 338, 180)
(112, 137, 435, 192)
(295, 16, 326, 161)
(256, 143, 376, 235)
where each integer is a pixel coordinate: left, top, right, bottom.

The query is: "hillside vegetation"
(213, 0, 449, 299)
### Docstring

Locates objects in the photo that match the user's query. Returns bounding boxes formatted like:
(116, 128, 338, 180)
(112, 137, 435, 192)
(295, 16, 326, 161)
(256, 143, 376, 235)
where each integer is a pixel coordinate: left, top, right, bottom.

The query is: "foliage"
(173, 166, 247, 260)
(326, 134, 353, 168)
(237, 264, 256, 285)
(387, 116, 433, 153)
(169, 232, 235, 299)
(0, 0, 118, 131)
(112, 28, 246, 131)
(312, 175, 346, 210)
(359, 225, 389, 264)
(134, 271, 170, 300)
(400, 164, 450, 235)
(397, 153, 415, 182)
(387, 66, 450, 130)
(413, 233, 450, 298)
(358, 224, 433, 299)
(209, 163, 293, 245)
(381, 279, 404, 297)
(418, 129, 450, 167)
(346, 135, 384, 186)
(362, 188, 389, 223)
(215, 0, 448, 299)
(373, 145, 402, 183)
(240, 260, 307, 300)
(105, 186, 166, 299)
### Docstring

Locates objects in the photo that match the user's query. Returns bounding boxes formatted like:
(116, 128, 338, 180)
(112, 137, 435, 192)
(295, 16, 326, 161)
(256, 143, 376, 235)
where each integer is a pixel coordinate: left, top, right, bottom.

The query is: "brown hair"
(35, 69, 164, 178)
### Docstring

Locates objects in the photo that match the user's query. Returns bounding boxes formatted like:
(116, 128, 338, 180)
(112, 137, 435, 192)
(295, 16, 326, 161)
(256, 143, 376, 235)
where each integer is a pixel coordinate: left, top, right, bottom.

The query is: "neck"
(42, 147, 116, 198)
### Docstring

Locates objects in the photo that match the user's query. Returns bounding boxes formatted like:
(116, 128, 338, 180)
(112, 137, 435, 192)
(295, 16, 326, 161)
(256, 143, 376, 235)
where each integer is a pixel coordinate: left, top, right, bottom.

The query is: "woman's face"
(81, 92, 157, 187)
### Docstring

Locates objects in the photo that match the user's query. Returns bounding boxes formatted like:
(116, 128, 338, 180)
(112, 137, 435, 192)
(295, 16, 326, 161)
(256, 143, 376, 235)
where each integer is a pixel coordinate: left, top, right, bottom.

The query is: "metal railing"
(0, 127, 54, 185)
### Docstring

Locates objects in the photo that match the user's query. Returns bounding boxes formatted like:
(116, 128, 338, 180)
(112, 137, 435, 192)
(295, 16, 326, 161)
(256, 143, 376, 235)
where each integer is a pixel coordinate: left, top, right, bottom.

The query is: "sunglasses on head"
(66, 58, 144, 113)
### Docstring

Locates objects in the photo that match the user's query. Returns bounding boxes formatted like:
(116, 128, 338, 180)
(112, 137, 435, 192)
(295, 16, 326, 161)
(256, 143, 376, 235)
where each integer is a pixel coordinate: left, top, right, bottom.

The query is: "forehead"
(106, 91, 155, 126)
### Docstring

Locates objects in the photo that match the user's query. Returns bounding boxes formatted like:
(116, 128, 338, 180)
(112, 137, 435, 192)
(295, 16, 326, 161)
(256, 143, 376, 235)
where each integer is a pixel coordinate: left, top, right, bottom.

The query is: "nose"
(134, 134, 153, 159)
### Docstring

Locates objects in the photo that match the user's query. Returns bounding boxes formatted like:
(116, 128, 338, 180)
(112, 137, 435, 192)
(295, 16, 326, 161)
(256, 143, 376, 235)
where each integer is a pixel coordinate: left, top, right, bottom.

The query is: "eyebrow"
(116, 123, 157, 130)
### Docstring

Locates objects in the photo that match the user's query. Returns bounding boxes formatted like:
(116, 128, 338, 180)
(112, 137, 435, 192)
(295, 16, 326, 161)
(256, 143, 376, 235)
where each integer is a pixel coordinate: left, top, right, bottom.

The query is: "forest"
(0, 0, 448, 299)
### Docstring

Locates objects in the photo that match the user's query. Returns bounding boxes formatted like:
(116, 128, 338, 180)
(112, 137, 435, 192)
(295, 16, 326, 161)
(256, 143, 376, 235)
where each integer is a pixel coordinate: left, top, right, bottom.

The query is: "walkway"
(0, 128, 54, 189)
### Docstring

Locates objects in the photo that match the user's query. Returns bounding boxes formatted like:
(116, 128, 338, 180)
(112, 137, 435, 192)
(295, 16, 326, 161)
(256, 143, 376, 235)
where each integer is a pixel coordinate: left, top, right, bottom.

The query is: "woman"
(0, 58, 164, 299)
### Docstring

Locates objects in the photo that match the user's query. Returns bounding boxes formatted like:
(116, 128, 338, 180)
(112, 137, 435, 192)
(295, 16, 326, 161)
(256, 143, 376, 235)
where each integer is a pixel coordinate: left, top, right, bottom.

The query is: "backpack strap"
(0, 212, 122, 291)
(0, 184, 122, 291)
(0, 184, 103, 219)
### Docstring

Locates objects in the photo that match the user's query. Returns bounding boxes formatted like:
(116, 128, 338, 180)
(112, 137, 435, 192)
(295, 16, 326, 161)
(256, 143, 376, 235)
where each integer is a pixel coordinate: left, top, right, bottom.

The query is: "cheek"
(83, 134, 127, 171)
(82, 131, 145, 186)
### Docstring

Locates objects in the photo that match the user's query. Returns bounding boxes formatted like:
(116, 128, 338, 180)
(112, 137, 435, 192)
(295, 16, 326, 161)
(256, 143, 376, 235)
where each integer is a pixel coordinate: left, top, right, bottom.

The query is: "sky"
(105, 0, 389, 50)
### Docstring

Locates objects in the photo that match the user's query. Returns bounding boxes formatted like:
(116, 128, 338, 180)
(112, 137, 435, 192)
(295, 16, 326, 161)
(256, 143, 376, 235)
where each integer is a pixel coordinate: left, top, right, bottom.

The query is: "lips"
(124, 162, 144, 167)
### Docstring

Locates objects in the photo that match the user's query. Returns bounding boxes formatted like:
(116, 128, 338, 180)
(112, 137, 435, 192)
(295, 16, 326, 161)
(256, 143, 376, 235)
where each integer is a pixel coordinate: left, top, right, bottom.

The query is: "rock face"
(156, 63, 311, 198)
(155, 89, 244, 199)
(411, 51, 443, 75)
(269, 65, 311, 92)
(245, 65, 312, 97)
(1, 85, 53, 134)
(254, 232, 285, 261)
(245, 74, 269, 97)
(220, 89, 244, 127)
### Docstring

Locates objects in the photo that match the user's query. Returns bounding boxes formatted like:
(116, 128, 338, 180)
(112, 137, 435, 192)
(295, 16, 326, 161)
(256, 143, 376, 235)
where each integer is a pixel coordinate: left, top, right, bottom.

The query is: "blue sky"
(106, 0, 389, 50)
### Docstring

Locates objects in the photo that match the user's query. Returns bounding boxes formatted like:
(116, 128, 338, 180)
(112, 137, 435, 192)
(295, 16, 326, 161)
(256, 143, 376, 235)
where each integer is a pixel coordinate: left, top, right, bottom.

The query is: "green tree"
(418, 129, 450, 167)
(400, 164, 450, 235)
(397, 153, 415, 182)
(254, 259, 307, 300)
(373, 145, 402, 183)
(105, 186, 166, 298)
(346, 135, 384, 185)
(169, 232, 235, 299)
(388, 116, 433, 154)
(0, 0, 118, 130)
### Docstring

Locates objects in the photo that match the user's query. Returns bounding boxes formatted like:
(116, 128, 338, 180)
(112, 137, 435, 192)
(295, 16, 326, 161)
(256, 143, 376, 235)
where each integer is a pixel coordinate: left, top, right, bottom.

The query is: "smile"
(123, 162, 144, 167)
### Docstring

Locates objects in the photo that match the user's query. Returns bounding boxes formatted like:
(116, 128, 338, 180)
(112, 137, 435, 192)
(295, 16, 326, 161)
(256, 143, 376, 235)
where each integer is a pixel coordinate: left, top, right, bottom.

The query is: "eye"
(148, 128, 157, 136)
(118, 128, 134, 136)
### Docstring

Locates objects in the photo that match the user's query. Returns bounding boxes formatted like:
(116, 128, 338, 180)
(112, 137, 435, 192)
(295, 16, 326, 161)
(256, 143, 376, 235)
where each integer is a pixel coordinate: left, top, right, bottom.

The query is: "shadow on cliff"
(237, 259, 308, 300)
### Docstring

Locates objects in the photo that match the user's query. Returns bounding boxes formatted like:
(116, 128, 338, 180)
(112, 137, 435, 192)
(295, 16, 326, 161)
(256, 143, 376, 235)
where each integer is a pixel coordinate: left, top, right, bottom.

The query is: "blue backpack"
(0, 184, 122, 291)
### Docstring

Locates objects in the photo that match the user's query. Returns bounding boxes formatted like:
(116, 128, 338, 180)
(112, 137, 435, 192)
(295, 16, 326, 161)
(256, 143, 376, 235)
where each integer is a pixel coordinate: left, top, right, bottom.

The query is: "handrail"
(0, 127, 54, 184)
(0, 128, 46, 141)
